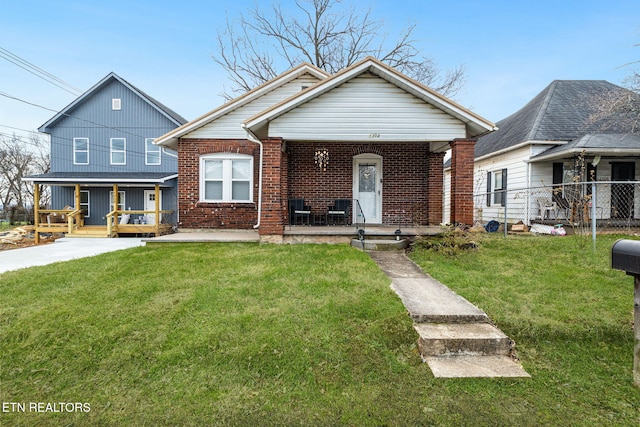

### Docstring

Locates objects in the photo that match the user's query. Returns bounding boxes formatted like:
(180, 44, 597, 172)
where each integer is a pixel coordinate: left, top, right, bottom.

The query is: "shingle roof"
(475, 80, 635, 159)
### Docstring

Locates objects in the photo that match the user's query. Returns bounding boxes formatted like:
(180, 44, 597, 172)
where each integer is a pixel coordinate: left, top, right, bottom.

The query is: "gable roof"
(244, 56, 496, 140)
(154, 63, 330, 149)
(474, 80, 634, 160)
(38, 72, 187, 133)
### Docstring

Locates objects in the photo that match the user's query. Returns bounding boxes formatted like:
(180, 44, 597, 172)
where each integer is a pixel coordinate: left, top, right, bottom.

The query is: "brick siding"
(177, 139, 260, 229)
(450, 139, 476, 225)
(177, 138, 455, 230)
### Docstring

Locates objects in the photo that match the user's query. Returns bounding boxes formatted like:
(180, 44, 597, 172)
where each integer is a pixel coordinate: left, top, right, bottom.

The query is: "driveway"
(0, 238, 145, 274)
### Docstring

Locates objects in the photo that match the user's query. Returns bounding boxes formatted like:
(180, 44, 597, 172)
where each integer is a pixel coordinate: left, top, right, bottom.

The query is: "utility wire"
(0, 46, 83, 96)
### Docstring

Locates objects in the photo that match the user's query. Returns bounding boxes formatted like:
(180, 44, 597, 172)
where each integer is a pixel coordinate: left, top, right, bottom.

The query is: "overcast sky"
(2, 0, 639, 141)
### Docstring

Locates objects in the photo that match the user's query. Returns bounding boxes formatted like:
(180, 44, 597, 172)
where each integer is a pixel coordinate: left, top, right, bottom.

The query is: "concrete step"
(414, 323, 512, 357)
(425, 355, 530, 378)
(351, 238, 409, 251)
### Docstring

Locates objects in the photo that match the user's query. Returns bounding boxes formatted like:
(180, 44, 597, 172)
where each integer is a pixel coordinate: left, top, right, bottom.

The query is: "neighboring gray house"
(24, 72, 186, 239)
(443, 80, 640, 226)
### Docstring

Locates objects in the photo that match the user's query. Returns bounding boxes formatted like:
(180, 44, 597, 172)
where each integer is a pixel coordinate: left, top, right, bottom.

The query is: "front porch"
(32, 183, 175, 243)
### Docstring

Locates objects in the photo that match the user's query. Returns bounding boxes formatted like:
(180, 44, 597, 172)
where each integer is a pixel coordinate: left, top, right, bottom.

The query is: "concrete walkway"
(368, 251, 530, 378)
(0, 237, 145, 274)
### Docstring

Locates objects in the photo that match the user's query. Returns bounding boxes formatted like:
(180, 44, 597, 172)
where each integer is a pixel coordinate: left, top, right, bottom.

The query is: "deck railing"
(106, 209, 174, 237)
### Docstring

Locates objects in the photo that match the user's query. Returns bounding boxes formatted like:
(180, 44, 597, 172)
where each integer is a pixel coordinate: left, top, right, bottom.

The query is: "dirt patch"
(0, 227, 58, 252)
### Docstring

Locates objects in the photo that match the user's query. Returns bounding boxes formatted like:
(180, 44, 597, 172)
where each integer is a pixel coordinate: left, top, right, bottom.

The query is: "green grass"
(1, 237, 639, 425)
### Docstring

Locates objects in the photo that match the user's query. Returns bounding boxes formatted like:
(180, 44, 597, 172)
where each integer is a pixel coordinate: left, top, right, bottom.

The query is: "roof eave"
(245, 56, 496, 137)
(154, 63, 330, 148)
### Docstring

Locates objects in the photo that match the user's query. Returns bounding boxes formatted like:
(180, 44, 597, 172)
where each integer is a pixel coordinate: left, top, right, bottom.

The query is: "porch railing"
(106, 209, 175, 236)
(67, 208, 84, 233)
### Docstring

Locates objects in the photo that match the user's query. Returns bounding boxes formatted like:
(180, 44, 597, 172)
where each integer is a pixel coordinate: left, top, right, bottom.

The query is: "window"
(486, 169, 507, 207)
(110, 138, 126, 165)
(112, 98, 121, 110)
(109, 191, 126, 211)
(145, 138, 161, 165)
(200, 154, 253, 202)
(73, 138, 89, 165)
(80, 191, 90, 218)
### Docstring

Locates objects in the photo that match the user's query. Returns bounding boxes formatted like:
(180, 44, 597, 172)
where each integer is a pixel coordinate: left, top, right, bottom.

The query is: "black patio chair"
(327, 199, 351, 225)
(289, 198, 311, 225)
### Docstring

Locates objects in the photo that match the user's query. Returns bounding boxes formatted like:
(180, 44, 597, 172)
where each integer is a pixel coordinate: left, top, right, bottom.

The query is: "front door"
(611, 162, 635, 219)
(353, 155, 382, 224)
(144, 190, 162, 225)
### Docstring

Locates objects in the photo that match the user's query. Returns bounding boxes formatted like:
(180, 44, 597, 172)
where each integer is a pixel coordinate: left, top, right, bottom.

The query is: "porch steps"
(66, 226, 112, 238)
(368, 251, 529, 378)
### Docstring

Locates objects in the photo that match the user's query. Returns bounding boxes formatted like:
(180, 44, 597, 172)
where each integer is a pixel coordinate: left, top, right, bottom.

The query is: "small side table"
(312, 211, 326, 226)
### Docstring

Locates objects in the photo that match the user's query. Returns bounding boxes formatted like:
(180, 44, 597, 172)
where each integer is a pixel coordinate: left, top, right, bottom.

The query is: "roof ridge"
(526, 80, 558, 141)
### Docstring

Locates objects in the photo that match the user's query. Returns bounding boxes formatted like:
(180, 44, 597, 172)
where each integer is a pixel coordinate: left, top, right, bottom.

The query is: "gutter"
(242, 125, 263, 230)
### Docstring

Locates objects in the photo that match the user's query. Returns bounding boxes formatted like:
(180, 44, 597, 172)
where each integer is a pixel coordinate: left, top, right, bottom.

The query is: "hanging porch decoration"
(314, 147, 329, 171)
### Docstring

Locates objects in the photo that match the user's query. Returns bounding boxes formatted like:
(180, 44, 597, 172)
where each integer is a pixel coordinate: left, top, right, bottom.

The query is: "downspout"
(243, 125, 263, 230)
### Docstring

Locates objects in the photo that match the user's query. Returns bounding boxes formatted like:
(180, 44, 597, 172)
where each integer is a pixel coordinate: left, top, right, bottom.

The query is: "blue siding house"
(24, 72, 186, 240)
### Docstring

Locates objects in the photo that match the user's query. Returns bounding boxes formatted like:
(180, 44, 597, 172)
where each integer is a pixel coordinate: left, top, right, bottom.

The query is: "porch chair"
(289, 198, 311, 225)
(552, 193, 571, 220)
(327, 199, 351, 225)
(536, 197, 556, 220)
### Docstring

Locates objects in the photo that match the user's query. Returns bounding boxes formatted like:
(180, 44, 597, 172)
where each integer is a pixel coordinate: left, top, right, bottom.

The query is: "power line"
(0, 46, 83, 96)
(0, 91, 158, 140)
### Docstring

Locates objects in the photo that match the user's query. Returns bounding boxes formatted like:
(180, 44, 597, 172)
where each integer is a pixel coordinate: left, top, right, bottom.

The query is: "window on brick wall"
(200, 153, 253, 203)
(486, 168, 507, 207)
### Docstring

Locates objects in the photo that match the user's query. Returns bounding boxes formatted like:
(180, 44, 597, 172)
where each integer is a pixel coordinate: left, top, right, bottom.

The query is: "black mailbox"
(612, 239, 640, 275)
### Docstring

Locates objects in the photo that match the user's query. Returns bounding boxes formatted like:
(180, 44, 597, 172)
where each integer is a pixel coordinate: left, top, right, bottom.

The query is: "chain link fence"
(474, 181, 640, 237)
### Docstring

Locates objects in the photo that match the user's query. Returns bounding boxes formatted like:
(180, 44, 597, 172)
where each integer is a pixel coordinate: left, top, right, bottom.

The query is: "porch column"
(75, 184, 81, 210)
(34, 183, 40, 244)
(113, 184, 119, 225)
(450, 138, 476, 226)
(426, 151, 445, 225)
(154, 184, 160, 235)
(259, 137, 285, 242)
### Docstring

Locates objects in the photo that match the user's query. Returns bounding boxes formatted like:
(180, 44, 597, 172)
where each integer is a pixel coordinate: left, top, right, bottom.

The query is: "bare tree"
(588, 40, 640, 133)
(214, 0, 464, 99)
(0, 133, 50, 222)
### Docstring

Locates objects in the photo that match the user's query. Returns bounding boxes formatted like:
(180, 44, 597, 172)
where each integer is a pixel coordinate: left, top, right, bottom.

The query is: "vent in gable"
(112, 98, 121, 110)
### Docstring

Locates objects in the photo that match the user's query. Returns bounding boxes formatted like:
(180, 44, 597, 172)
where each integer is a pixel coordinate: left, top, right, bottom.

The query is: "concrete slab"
(367, 251, 427, 278)
(143, 230, 260, 243)
(0, 238, 144, 274)
(391, 277, 489, 323)
(426, 355, 531, 378)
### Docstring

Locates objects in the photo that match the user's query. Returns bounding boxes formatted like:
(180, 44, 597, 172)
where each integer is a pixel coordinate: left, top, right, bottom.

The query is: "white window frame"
(73, 137, 89, 165)
(112, 98, 121, 110)
(109, 191, 126, 211)
(145, 138, 161, 165)
(80, 190, 90, 218)
(110, 138, 126, 165)
(487, 168, 507, 207)
(200, 153, 253, 203)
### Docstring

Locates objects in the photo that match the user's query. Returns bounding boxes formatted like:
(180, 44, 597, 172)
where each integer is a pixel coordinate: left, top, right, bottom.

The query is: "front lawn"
(0, 236, 638, 425)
